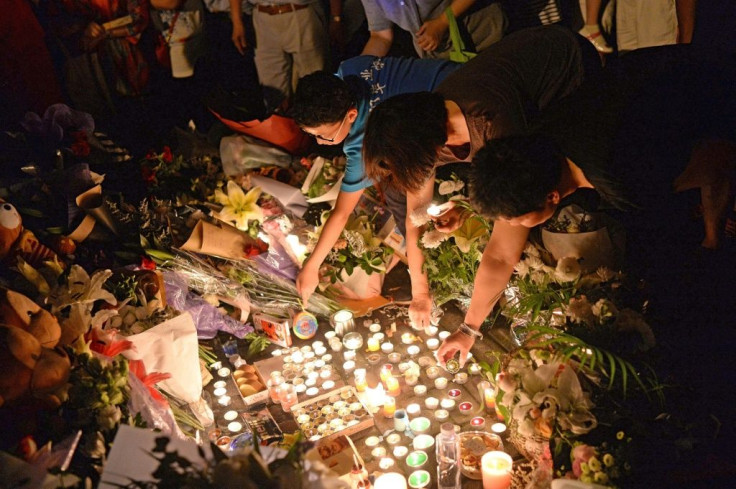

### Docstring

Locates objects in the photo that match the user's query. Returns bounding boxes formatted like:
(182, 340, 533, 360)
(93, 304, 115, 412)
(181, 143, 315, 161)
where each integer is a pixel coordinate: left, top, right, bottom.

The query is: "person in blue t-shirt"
(290, 55, 460, 304)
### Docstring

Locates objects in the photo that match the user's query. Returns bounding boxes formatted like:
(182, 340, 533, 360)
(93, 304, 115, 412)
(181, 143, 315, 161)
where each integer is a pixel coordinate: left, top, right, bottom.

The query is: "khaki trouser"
(252, 3, 328, 109)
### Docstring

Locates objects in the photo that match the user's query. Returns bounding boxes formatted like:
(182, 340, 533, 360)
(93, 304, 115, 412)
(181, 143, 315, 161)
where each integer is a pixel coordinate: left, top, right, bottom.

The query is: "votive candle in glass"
(470, 417, 486, 430)
(408, 470, 431, 489)
(354, 368, 368, 392)
(481, 451, 513, 489)
(383, 395, 396, 418)
(386, 376, 401, 397)
(406, 450, 428, 469)
(375, 471, 405, 489)
(380, 364, 394, 386)
(367, 336, 381, 352)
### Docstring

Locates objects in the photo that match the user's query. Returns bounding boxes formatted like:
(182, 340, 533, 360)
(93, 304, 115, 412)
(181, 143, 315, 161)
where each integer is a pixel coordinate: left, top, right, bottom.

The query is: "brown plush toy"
(0, 289, 70, 408)
(0, 199, 60, 267)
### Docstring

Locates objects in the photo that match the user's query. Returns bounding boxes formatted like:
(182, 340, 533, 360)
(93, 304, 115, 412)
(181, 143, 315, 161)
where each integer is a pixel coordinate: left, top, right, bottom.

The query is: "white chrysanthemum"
(526, 255, 545, 270)
(554, 256, 581, 283)
(421, 229, 448, 249)
(514, 260, 530, 278)
(530, 270, 547, 285)
(566, 296, 596, 325)
(438, 180, 455, 195)
(409, 208, 431, 227)
(591, 298, 618, 320)
(596, 267, 616, 282)
(523, 242, 541, 258)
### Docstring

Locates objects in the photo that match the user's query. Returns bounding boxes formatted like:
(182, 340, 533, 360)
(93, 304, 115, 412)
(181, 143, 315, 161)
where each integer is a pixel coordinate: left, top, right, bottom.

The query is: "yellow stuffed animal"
(0, 199, 60, 267)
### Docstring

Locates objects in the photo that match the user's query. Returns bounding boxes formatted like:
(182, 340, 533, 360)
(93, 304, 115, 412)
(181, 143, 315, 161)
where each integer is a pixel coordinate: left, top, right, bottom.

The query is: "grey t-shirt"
(433, 25, 586, 165)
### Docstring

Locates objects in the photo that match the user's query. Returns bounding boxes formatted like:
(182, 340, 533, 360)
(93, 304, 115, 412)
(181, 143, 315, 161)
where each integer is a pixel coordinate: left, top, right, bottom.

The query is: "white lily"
(214, 181, 263, 231)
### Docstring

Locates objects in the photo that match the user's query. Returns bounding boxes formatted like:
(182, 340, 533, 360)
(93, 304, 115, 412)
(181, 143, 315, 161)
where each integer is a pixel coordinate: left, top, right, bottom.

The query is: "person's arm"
(361, 28, 393, 56)
(436, 220, 529, 365)
(229, 0, 247, 54)
(296, 188, 365, 302)
(416, 0, 476, 52)
(151, 0, 183, 9)
(676, 0, 697, 44)
(404, 176, 436, 329)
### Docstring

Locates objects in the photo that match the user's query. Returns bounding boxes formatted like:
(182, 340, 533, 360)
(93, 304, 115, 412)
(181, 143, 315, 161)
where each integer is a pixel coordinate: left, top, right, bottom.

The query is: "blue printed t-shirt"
(336, 55, 460, 192)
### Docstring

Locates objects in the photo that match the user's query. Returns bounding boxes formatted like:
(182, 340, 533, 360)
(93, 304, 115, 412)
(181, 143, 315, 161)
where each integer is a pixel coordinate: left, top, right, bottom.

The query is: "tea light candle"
(468, 363, 482, 375)
(388, 352, 402, 363)
(218, 395, 231, 406)
(386, 376, 401, 397)
(217, 367, 231, 377)
(291, 351, 304, 364)
(374, 472, 405, 489)
(373, 332, 385, 342)
(434, 409, 449, 421)
(324, 331, 336, 341)
(314, 346, 327, 356)
(271, 349, 283, 357)
(367, 336, 380, 352)
(440, 398, 455, 410)
(343, 360, 356, 373)
(378, 457, 395, 470)
(321, 354, 333, 363)
(424, 397, 439, 409)
(406, 403, 421, 416)
(406, 450, 428, 469)
(434, 377, 448, 389)
(306, 387, 319, 396)
(343, 350, 356, 361)
(408, 470, 431, 489)
(331, 309, 354, 336)
(227, 421, 242, 433)
(365, 436, 381, 449)
(393, 445, 409, 458)
(470, 417, 486, 430)
(213, 387, 228, 397)
(425, 325, 439, 337)
(210, 361, 223, 370)
(407, 345, 420, 357)
(481, 451, 513, 489)
(381, 342, 394, 354)
(305, 377, 317, 387)
(319, 370, 332, 380)
(491, 422, 507, 434)
(427, 204, 443, 217)
(386, 433, 402, 446)
(453, 372, 469, 384)
(438, 331, 451, 341)
(413, 385, 427, 396)
(372, 446, 387, 459)
(448, 389, 462, 399)
(329, 338, 343, 352)
(223, 410, 238, 421)
(213, 380, 227, 389)
(322, 380, 335, 391)
(426, 366, 440, 379)
(401, 333, 415, 345)
(459, 401, 473, 414)
(412, 434, 435, 451)
(409, 417, 431, 434)
(426, 338, 440, 350)
(369, 323, 382, 333)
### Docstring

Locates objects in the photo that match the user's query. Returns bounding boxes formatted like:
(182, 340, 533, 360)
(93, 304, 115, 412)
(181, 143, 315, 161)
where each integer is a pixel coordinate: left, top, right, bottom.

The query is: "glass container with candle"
(354, 368, 367, 392)
(481, 451, 512, 489)
(394, 409, 409, 432)
(342, 331, 363, 350)
(408, 470, 431, 489)
(330, 309, 355, 337)
(383, 395, 396, 418)
(278, 383, 297, 412)
(367, 336, 380, 352)
(380, 364, 394, 386)
(386, 376, 401, 396)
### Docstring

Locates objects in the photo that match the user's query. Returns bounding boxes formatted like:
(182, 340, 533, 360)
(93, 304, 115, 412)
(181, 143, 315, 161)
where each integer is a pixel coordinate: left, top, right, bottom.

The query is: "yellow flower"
(580, 462, 590, 474)
(616, 431, 625, 440)
(214, 181, 263, 231)
(588, 456, 602, 472)
(603, 453, 615, 467)
(594, 471, 609, 484)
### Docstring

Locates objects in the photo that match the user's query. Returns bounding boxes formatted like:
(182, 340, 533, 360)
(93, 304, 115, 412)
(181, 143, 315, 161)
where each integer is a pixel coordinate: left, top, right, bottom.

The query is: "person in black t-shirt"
(436, 45, 736, 368)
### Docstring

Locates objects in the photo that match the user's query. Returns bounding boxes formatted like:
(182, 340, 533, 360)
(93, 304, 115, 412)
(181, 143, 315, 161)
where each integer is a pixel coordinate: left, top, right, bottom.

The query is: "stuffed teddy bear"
(0, 199, 64, 267)
(0, 288, 70, 408)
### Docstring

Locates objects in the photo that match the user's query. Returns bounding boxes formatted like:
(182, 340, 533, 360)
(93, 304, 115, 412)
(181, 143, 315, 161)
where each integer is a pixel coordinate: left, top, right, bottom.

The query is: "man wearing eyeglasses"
(290, 55, 460, 304)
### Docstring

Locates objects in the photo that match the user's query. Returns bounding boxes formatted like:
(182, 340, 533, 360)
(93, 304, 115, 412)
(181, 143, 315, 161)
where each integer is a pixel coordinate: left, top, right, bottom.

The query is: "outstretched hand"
(415, 17, 448, 52)
(437, 330, 474, 367)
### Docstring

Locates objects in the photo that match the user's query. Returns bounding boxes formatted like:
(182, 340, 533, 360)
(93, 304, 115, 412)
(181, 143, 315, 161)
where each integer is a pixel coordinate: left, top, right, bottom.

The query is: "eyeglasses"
(304, 112, 348, 143)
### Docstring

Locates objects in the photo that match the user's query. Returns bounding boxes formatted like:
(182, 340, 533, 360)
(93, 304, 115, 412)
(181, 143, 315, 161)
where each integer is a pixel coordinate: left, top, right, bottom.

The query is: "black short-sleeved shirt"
(433, 25, 588, 165)
(531, 45, 736, 212)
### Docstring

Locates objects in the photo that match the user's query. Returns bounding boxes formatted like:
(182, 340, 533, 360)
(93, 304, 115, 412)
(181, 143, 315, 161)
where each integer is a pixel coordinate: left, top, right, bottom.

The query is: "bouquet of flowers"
(301, 156, 345, 200)
(415, 175, 492, 306)
(310, 209, 395, 286)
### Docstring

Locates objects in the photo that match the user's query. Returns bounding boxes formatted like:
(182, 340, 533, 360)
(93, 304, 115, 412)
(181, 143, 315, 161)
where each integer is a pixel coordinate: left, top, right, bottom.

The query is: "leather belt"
(257, 3, 309, 15)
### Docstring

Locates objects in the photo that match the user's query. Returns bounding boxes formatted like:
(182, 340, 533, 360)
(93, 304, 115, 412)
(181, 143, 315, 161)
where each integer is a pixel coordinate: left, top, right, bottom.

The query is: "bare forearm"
(229, 0, 243, 23)
(448, 0, 477, 18)
(463, 255, 514, 328)
(302, 190, 361, 271)
(405, 220, 430, 297)
(361, 30, 392, 56)
(676, 0, 697, 43)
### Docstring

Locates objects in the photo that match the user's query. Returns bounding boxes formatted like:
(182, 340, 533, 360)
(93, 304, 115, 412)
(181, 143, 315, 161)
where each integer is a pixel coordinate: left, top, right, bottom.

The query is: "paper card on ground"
(251, 174, 308, 217)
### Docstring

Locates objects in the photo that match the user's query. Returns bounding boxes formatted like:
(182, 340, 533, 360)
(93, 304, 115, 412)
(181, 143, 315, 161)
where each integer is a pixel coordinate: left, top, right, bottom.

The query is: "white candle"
(375, 472, 406, 489)
(381, 342, 394, 354)
(217, 367, 231, 377)
(406, 403, 421, 415)
(481, 451, 513, 489)
(227, 421, 243, 433)
(425, 325, 439, 336)
(223, 410, 238, 421)
(213, 387, 227, 397)
(491, 422, 507, 434)
(426, 204, 443, 217)
(424, 397, 439, 409)
(426, 338, 440, 350)
(217, 395, 231, 406)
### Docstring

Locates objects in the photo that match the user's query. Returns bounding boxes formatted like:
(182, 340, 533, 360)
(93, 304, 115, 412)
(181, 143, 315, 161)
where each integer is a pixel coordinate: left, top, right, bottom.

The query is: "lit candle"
(343, 360, 356, 373)
(413, 385, 427, 396)
(406, 450, 428, 469)
(386, 376, 401, 397)
(409, 416, 431, 434)
(354, 368, 368, 392)
(218, 395, 231, 406)
(427, 204, 443, 217)
(372, 446, 387, 459)
(407, 345, 420, 357)
(378, 457, 395, 470)
(459, 402, 473, 415)
(434, 377, 448, 389)
(425, 325, 439, 336)
(491, 422, 507, 435)
(401, 333, 415, 345)
(426, 338, 440, 350)
(424, 397, 439, 410)
(365, 435, 381, 450)
(393, 445, 409, 458)
(479, 380, 496, 413)
(213, 380, 227, 389)
(434, 409, 449, 421)
(369, 322, 382, 333)
(217, 367, 231, 377)
(343, 350, 356, 361)
(412, 434, 435, 451)
(468, 363, 482, 375)
(406, 403, 421, 416)
(448, 389, 462, 399)
(374, 472, 406, 489)
(481, 451, 513, 489)
(408, 470, 431, 489)
(440, 398, 455, 410)
(381, 342, 394, 354)
(470, 416, 486, 430)
(380, 364, 394, 386)
(383, 395, 396, 418)
(224, 410, 238, 421)
(331, 309, 354, 337)
(213, 387, 227, 397)
(367, 336, 380, 352)
(227, 421, 243, 433)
